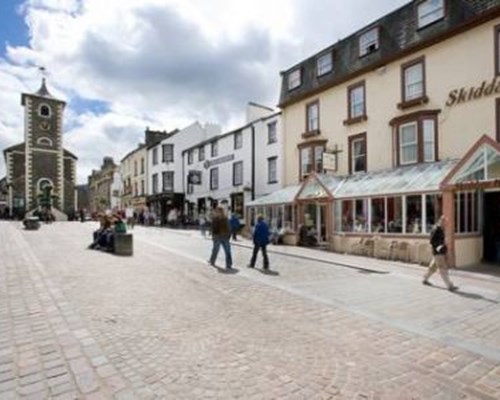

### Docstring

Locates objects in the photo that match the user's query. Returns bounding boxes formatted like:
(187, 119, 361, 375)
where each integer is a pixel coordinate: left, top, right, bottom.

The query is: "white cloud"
(0, 0, 408, 183)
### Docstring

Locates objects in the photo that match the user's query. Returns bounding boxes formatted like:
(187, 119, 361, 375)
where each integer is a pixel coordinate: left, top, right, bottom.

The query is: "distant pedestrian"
(208, 207, 233, 270)
(423, 215, 458, 291)
(199, 213, 207, 237)
(248, 215, 270, 270)
(229, 213, 241, 241)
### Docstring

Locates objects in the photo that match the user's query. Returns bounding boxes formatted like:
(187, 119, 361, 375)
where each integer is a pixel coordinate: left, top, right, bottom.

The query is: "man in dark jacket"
(423, 215, 458, 291)
(248, 215, 270, 270)
(208, 207, 233, 270)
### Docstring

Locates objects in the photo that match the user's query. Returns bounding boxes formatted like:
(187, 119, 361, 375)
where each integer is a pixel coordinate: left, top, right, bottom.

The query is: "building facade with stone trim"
(87, 157, 120, 213)
(3, 79, 77, 220)
(249, 0, 500, 267)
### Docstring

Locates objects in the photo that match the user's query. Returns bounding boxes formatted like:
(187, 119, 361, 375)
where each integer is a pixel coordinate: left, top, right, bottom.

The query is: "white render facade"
(147, 122, 221, 224)
(183, 103, 282, 221)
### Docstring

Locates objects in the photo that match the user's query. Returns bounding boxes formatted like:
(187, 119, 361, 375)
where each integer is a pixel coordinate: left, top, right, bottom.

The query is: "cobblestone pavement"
(1, 221, 499, 399)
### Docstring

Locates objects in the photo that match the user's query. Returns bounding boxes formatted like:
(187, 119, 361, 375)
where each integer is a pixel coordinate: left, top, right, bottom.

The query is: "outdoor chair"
(397, 241, 411, 262)
(374, 237, 391, 259)
(417, 242, 433, 265)
(388, 241, 399, 260)
(361, 239, 375, 257)
(350, 237, 366, 255)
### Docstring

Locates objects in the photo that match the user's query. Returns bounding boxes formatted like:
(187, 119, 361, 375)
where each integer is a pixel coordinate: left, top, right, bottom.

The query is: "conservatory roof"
(333, 159, 458, 199)
(246, 184, 301, 206)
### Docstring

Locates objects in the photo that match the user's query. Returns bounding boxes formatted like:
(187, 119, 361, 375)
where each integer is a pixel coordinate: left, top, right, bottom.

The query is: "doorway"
(483, 191, 500, 263)
(304, 202, 328, 244)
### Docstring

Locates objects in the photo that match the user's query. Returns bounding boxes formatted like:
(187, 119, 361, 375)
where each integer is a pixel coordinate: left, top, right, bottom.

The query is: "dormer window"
(418, 0, 444, 29)
(316, 52, 333, 76)
(359, 28, 379, 57)
(38, 104, 51, 118)
(288, 68, 301, 90)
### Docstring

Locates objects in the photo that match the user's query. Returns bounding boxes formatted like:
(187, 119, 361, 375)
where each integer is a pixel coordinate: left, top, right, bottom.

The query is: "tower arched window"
(37, 178, 53, 193)
(38, 104, 52, 118)
(37, 137, 53, 146)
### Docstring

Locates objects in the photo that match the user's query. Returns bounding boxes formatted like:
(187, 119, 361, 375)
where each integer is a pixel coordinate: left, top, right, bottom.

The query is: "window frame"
(210, 167, 219, 190)
(198, 145, 205, 161)
(152, 148, 158, 165)
(162, 171, 174, 192)
(232, 161, 243, 186)
(268, 156, 278, 184)
(234, 131, 243, 150)
(359, 27, 379, 57)
(391, 110, 439, 166)
(162, 144, 174, 163)
(316, 51, 333, 76)
(187, 150, 194, 165)
(495, 24, 500, 76)
(38, 103, 52, 118)
(298, 140, 327, 181)
(152, 173, 159, 194)
(417, 0, 445, 29)
(399, 56, 428, 109)
(211, 141, 218, 157)
(345, 80, 367, 125)
(304, 100, 320, 137)
(288, 68, 301, 91)
(267, 121, 277, 144)
(348, 132, 367, 174)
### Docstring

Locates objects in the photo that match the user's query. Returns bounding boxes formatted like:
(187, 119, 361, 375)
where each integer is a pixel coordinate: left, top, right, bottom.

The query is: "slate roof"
(278, 0, 500, 107)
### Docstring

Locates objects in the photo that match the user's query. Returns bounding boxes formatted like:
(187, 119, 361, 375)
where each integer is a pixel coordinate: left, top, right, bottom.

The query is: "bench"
(114, 233, 133, 256)
(23, 217, 41, 230)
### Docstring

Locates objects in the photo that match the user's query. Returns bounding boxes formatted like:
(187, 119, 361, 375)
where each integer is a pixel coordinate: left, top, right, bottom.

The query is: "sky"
(0, 0, 409, 184)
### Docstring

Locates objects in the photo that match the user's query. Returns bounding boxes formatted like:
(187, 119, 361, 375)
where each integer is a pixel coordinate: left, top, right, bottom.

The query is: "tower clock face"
(39, 120, 51, 131)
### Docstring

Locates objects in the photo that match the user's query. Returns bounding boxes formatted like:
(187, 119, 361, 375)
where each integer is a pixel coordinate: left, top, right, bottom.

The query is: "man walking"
(248, 215, 270, 270)
(423, 215, 458, 291)
(208, 207, 233, 270)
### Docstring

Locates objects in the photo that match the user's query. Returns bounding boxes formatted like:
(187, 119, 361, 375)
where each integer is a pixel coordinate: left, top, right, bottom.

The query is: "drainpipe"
(251, 125, 255, 201)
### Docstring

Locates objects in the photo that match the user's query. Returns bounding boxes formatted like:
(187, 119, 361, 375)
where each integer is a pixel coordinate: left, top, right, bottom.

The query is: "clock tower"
(3, 78, 78, 219)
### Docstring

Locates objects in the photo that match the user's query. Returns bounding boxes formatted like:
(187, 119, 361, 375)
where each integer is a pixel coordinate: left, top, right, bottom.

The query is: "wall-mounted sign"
(203, 154, 235, 169)
(446, 77, 500, 106)
(322, 153, 337, 171)
(188, 170, 202, 185)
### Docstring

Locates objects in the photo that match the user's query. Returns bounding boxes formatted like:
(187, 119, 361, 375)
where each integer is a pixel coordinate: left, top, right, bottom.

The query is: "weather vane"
(37, 65, 48, 78)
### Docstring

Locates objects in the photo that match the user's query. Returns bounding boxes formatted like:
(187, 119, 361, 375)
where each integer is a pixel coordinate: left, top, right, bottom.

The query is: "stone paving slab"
(1, 221, 500, 399)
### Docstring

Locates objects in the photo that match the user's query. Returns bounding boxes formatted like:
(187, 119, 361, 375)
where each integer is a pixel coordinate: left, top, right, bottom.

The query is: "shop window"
(354, 199, 369, 232)
(425, 194, 442, 232)
(284, 205, 294, 231)
(406, 195, 422, 234)
(418, 0, 444, 29)
(371, 198, 385, 233)
(387, 197, 403, 233)
(455, 191, 480, 233)
(348, 133, 367, 174)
